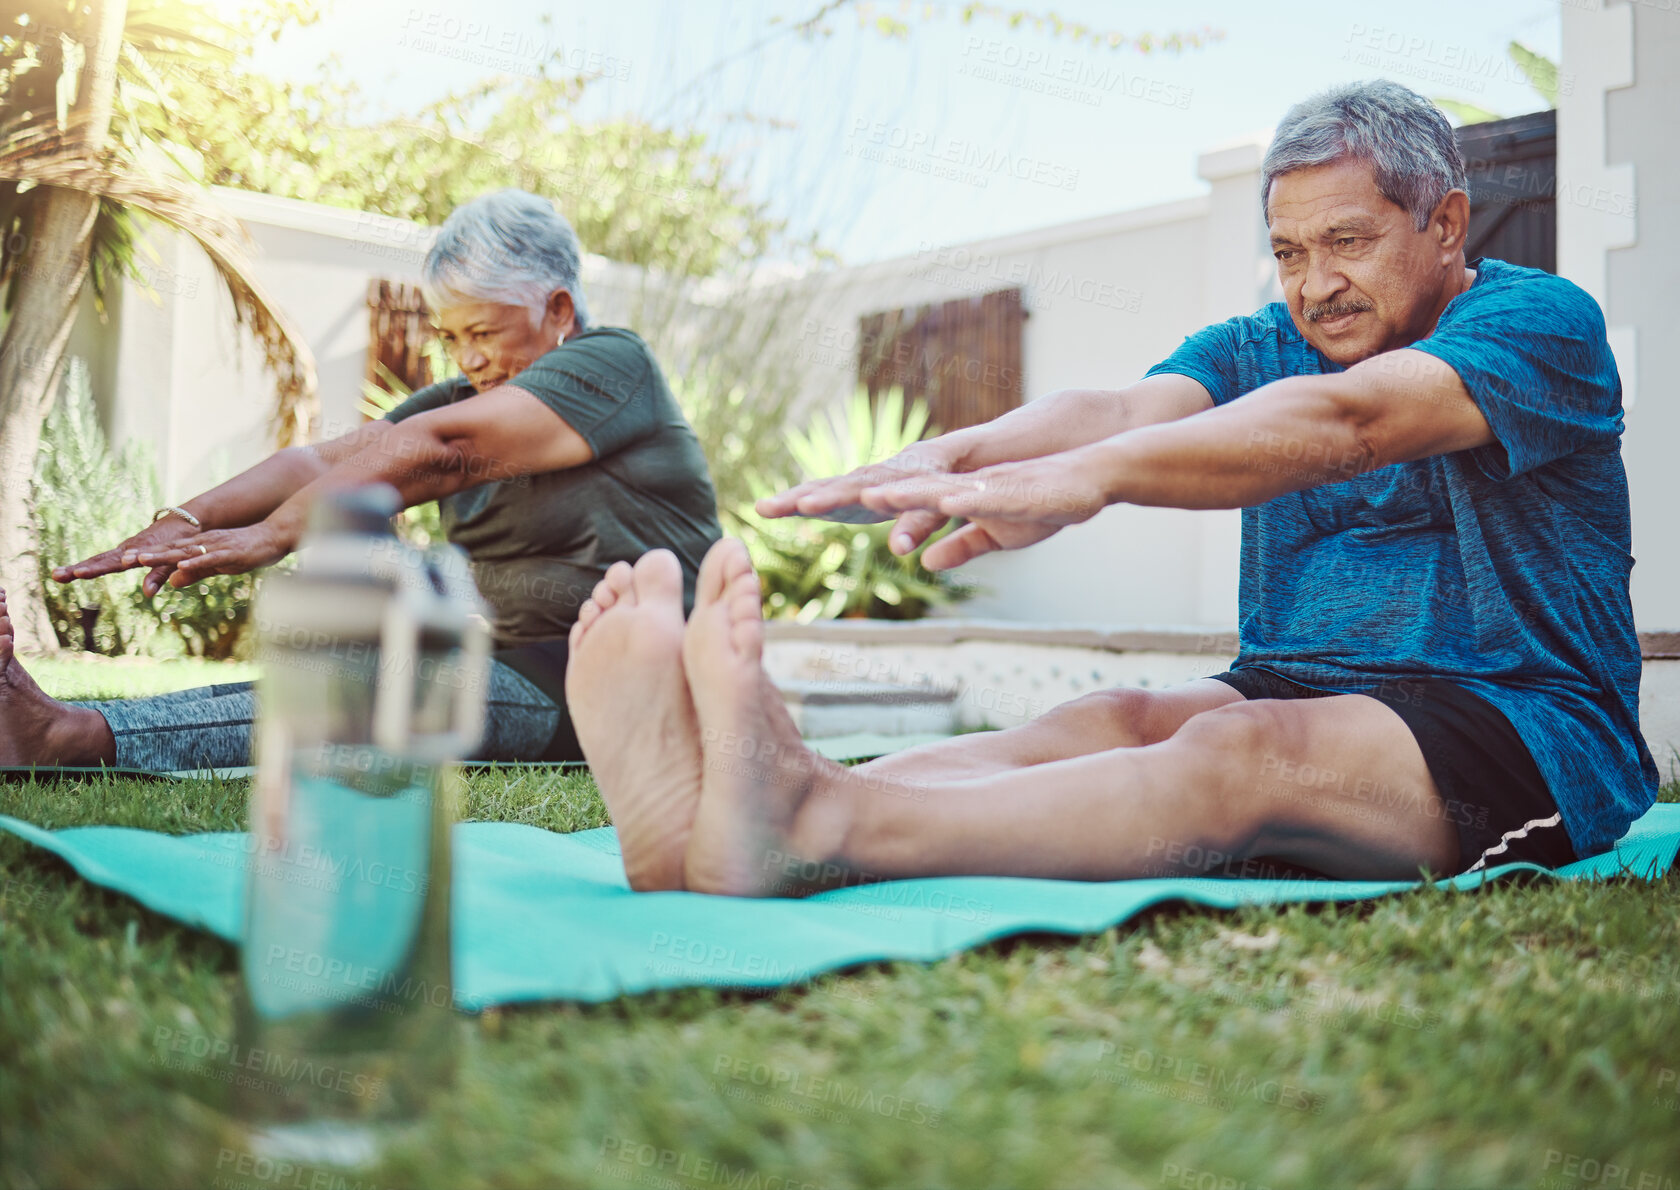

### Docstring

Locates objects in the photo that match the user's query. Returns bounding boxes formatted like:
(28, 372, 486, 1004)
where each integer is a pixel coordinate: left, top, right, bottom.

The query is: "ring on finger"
(197, 545, 209, 556)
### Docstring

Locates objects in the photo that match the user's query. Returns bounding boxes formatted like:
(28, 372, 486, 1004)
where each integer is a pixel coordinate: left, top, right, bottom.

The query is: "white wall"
(73, 40, 1676, 637)
(1602, 0, 1679, 633)
(750, 136, 1278, 630)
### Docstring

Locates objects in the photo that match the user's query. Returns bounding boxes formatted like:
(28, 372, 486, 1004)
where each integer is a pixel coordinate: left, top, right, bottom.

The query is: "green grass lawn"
(3, 660, 1678, 1189)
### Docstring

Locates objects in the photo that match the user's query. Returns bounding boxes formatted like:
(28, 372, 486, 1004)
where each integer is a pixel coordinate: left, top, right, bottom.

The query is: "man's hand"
(52, 515, 204, 597)
(757, 440, 968, 556)
(131, 521, 296, 587)
(858, 451, 1109, 570)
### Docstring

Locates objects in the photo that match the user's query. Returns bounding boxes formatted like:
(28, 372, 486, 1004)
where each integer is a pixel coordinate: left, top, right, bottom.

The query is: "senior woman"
(0, 189, 721, 769)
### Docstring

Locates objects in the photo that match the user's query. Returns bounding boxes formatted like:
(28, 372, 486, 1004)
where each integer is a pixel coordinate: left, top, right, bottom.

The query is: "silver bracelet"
(152, 505, 202, 530)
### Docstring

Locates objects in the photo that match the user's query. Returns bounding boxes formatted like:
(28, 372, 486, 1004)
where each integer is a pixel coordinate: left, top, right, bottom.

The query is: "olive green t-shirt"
(385, 327, 721, 648)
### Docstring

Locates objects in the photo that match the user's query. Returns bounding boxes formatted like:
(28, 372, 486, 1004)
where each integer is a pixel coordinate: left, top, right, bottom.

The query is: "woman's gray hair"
(421, 189, 590, 329)
(1261, 80, 1467, 231)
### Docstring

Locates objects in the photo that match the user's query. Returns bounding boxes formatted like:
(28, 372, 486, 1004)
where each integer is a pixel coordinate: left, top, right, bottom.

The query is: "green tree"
(1, 0, 317, 651)
(1433, 42, 1561, 125)
(142, 34, 816, 278)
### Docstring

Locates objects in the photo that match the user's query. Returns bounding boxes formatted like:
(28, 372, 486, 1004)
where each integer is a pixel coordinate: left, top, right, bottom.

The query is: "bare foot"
(565, 553, 703, 891)
(681, 540, 860, 898)
(0, 587, 115, 766)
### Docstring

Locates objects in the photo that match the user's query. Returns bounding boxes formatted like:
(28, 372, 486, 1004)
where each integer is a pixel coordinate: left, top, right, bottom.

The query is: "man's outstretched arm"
(863, 348, 1493, 570)
(759, 373, 1214, 555)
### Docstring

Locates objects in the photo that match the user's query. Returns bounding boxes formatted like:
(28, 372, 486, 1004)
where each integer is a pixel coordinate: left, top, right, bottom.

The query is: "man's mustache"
(1304, 299, 1374, 322)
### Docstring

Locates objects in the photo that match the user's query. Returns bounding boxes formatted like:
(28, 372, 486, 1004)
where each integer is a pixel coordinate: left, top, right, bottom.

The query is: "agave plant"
(734, 387, 974, 622)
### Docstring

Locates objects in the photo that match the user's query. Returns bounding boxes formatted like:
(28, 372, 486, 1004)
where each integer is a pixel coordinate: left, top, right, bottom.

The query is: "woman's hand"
(52, 515, 204, 597)
(756, 439, 969, 557)
(130, 520, 296, 586)
(856, 451, 1110, 571)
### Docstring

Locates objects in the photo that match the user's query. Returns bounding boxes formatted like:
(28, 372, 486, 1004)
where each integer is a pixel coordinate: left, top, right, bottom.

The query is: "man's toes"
(576, 598, 602, 632)
(716, 538, 754, 586)
(726, 579, 765, 659)
(725, 571, 761, 619)
(631, 549, 683, 603)
(593, 561, 635, 612)
(693, 539, 737, 607)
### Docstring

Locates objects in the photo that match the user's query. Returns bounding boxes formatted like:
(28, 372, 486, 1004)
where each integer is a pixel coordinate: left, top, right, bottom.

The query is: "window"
(856, 287, 1026, 434)
(365, 280, 435, 408)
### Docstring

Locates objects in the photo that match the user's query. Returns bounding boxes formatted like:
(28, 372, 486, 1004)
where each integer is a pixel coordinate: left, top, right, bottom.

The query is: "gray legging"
(69, 661, 564, 771)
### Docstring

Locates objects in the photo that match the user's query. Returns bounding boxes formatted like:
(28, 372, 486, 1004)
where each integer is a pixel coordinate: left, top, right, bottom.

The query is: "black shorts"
(1208, 666, 1577, 876)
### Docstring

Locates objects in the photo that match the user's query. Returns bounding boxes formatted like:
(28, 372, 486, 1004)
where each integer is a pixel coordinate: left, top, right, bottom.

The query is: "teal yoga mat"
(3, 804, 1675, 1008)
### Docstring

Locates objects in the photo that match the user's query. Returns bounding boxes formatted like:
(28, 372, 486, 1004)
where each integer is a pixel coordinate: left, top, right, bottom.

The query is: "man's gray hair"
(421, 189, 590, 328)
(1261, 80, 1467, 231)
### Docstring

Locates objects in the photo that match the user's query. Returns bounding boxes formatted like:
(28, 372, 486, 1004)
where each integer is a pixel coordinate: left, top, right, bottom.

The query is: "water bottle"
(233, 485, 489, 1162)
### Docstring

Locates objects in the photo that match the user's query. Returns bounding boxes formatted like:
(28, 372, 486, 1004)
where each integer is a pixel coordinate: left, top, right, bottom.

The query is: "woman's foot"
(0, 587, 115, 766)
(565, 554, 703, 891)
(680, 540, 859, 898)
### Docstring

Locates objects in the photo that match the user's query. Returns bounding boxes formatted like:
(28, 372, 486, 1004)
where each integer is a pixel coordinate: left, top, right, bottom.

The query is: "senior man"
(560, 79, 1656, 895)
(0, 189, 720, 770)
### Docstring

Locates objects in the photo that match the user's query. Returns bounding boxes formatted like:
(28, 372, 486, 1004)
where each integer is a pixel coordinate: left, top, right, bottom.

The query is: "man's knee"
(1167, 702, 1295, 813)
(1042, 686, 1171, 745)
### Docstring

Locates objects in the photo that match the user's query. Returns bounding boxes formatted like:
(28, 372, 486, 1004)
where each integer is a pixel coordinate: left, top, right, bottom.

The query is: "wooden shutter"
(857, 288, 1026, 434)
(365, 280, 435, 405)
(1455, 110, 1556, 274)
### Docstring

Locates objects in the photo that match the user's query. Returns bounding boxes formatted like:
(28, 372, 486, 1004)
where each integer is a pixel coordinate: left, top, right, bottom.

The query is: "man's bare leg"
(565, 552, 705, 891)
(677, 543, 1459, 894)
(0, 587, 117, 766)
(853, 679, 1243, 782)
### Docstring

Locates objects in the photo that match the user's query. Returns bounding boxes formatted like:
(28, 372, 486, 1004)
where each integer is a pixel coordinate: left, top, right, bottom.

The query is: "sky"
(247, 0, 1564, 265)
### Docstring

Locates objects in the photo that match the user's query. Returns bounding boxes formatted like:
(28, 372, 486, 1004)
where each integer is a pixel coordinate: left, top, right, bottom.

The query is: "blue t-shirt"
(1145, 258, 1657, 858)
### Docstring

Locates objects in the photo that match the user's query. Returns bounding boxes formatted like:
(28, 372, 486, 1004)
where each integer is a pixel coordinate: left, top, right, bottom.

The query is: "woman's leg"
(59, 663, 567, 770)
(71, 684, 259, 770)
(473, 662, 571, 762)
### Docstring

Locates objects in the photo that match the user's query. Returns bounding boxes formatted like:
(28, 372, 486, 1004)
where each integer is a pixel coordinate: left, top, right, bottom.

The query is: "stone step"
(778, 680, 960, 740)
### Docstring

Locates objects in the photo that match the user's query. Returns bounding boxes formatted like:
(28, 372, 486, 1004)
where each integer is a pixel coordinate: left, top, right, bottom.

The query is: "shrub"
(32, 359, 267, 659)
(32, 360, 166, 654)
(733, 388, 975, 621)
(669, 364, 795, 527)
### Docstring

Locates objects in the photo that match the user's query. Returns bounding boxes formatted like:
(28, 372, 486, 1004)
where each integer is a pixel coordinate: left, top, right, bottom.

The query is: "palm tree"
(0, 0, 317, 651)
